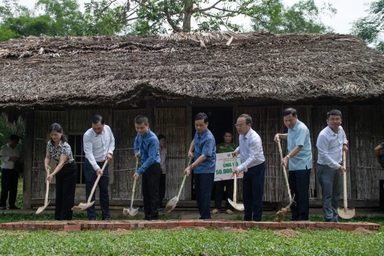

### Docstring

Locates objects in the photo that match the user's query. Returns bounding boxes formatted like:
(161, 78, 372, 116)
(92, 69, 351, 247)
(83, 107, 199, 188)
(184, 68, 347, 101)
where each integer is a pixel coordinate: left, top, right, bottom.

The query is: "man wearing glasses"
(233, 113, 266, 221)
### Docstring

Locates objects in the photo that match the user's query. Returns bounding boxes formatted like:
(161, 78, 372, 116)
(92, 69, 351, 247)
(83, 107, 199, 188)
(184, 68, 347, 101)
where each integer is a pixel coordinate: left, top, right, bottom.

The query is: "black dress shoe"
(9, 205, 20, 210)
(0, 206, 6, 210)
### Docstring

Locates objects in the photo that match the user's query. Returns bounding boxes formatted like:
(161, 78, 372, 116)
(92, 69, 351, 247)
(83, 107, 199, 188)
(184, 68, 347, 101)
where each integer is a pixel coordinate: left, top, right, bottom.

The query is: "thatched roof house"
(1, 32, 384, 210)
(1, 32, 383, 108)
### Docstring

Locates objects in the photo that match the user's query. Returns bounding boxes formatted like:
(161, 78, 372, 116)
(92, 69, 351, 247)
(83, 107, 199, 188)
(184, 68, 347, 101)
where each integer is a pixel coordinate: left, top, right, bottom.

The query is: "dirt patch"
(222, 227, 248, 233)
(352, 227, 374, 235)
(170, 226, 207, 231)
(0, 231, 31, 236)
(274, 229, 301, 238)
(108, 229, 134, 235)
(52, 231, 70, 236)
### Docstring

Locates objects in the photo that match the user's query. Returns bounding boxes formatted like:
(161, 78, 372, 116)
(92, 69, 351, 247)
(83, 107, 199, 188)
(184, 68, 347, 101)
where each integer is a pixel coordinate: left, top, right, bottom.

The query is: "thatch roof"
(1, 31, 384, 109)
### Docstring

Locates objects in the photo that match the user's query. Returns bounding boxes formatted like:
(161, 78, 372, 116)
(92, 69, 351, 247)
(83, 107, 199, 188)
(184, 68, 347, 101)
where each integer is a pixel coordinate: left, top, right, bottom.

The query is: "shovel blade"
(123, 207, 139, 217)
(35, 200, 51, 214)
(71, 201, 95, 211)
(165, 196, 178, 213)
(228, 198, 244, 211)
(337, 207, 355, 219)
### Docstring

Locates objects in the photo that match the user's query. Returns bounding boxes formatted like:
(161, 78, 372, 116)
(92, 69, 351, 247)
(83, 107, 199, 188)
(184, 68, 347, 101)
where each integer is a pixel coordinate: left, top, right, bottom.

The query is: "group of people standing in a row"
(274, 108, 348, 223)
(0, 108, 355, 222)
(43, 114, 169, 221)
(184, 109, 348, 222)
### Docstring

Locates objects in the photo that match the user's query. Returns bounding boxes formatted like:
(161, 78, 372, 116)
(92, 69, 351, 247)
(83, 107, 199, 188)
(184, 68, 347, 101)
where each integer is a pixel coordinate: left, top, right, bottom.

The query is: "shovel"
(123, 157, 139, 217)
(227, 170, 244, 211)
(165, 158, 192, 214)
(72, 160, 108, 211)
(227, 158, 244, 211)
(35, 169, 51, 214)
(338, 151, 355, 219)
(275, 138, 296, 221)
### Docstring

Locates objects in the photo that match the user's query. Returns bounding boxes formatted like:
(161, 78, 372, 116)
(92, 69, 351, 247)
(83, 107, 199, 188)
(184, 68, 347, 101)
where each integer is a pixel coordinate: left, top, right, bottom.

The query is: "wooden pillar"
(22, 110, 34, 209)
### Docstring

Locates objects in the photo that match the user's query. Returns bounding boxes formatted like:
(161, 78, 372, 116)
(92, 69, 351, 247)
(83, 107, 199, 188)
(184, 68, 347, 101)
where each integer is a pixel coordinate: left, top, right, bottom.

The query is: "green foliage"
(0, 0, 126, 38)
(352, 0, 384, 53)
(250, 0, 335, 33)
(0, 0, 334, 37)
(0, 223, 383, 254)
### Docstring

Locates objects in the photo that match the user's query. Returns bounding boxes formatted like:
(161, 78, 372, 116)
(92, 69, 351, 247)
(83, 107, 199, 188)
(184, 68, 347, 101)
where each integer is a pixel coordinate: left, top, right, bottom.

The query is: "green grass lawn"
(0, 178, 383, 255)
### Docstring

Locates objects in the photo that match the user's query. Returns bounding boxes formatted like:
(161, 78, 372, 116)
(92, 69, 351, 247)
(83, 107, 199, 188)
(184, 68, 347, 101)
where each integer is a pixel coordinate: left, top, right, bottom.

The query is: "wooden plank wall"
(153, 107, 190, 200)
(350, 105, 384, 200)
(111, 108, 148, 201)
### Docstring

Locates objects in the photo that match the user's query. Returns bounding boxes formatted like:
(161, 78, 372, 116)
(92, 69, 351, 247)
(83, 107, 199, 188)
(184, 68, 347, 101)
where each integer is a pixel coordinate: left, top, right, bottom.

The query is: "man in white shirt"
(83, 115, 115, 220)
(316, 109, 348, 222)
(0, 135, 20, 210)
(233, 114, 266, 221)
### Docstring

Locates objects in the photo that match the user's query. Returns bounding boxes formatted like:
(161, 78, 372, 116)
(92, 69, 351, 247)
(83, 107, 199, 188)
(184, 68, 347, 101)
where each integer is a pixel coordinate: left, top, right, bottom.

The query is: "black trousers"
(55, 162, 77, 220)
(159, 173, 166, 208)
(0, 168, 19, 207)
(213, 179, 234, 209)
(288, 169, 311, 221)
(194, 173, 215, 219)
(142, 163, 161, 220)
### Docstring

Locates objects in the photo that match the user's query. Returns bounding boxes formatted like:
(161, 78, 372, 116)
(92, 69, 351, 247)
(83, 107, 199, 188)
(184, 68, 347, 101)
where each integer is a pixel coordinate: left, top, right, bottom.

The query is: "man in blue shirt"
(184, 112, 216, 219)
(275, 108, 312, 221)
(134, 115, 161, 221)
(316, 109, 348, 222)
(233, 114, 266, 221)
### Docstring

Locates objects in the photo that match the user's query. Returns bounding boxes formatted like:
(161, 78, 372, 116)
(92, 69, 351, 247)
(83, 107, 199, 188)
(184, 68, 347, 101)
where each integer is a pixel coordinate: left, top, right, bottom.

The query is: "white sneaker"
(211, 208, 220, 214)
(226, 209, 234, 214)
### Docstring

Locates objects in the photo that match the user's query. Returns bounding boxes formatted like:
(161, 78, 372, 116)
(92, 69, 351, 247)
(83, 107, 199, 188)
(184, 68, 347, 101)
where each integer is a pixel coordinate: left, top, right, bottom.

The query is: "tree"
(84, 0, 254, 34)
(87, 0, 334, 35)
(0, 0, 126, 39)
(250, 0, 335, 33)
(352, 0, 384, 53)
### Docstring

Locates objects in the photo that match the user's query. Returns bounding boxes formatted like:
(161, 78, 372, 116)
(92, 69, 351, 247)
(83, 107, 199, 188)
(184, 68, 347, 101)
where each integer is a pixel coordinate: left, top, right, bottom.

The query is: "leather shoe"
(9, 205, 20, 210)
(0, 206, 6, 210)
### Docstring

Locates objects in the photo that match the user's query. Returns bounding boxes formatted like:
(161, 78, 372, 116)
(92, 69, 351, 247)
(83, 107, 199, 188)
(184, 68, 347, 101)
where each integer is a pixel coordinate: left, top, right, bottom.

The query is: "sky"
(20, 0, 375, 34)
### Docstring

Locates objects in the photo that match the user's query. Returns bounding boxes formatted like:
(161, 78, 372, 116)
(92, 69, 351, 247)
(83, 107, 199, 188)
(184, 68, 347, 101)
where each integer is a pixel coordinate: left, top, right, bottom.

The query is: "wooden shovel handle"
(276, 139, 293, 202)
(44, 168, 50, 205)
(87, 160, 109, 204)
(130, 157, 139, 208)
(342, 151, 348, 209)
(176, 158, 192, 199)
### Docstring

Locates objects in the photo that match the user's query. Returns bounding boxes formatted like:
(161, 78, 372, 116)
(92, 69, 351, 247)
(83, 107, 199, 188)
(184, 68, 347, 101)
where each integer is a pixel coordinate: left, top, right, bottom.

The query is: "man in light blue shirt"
(184, 112, 216, 219)
(316, 109, 348, 222)
(83, 114, 115, 220)
(233, 113, 265, 221)
(275, 108, 312, 221)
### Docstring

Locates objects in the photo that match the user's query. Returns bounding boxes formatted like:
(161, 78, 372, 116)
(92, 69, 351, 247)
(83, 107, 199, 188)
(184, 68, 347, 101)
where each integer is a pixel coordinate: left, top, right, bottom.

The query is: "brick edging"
(0, 220, 381, 231)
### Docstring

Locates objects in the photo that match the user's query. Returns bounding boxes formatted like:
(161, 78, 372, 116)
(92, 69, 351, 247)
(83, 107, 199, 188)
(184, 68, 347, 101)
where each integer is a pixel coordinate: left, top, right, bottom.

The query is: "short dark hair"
(195, 112, 208, 123)
(157, 134, 166, 140)
(282, 108, 297, 117)
(48, 123, 66, 142)
(239, 113, 252, 125)
(135, 115, 149, 125)
(91, 114, 104, 125)
(327, 109, 342, 119)
(10, 134, 19, 141)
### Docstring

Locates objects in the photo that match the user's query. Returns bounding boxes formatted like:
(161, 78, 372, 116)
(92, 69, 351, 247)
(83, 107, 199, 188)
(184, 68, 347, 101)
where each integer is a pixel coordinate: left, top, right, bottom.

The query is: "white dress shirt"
(83, 124, 115, 171)
(236, 128, 265, 172)
(316, 126, 348, 169)
(0, 143, 20, 169)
